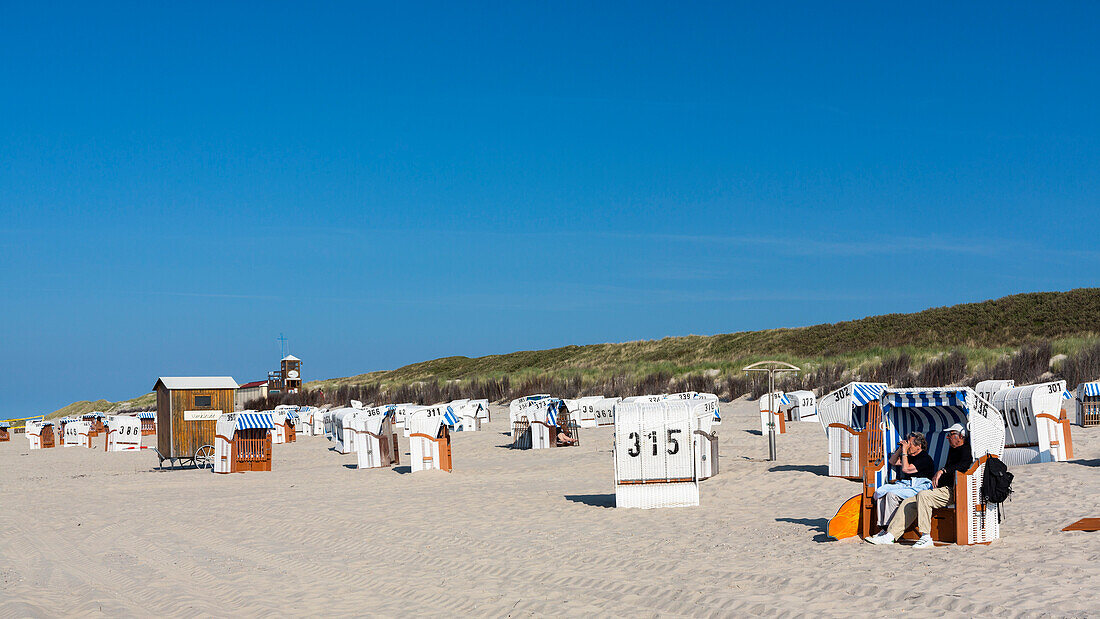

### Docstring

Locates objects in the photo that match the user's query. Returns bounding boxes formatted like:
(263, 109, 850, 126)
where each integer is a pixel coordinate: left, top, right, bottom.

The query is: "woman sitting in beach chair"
(872, 432, 935, 528)
(555, 403, 578, 446)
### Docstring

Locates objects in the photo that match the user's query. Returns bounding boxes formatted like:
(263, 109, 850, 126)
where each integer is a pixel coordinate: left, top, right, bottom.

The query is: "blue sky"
(2, 2, 1098, 414)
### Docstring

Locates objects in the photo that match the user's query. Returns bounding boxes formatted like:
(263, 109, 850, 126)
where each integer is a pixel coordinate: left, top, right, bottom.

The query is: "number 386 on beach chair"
(828, 388, 1006, 546)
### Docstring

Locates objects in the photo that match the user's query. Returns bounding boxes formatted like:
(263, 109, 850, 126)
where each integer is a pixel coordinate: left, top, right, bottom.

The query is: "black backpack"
(981, 457, 1013, 504)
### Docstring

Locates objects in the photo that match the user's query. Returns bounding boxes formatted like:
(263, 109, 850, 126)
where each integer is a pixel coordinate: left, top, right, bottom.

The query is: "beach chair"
(990, 380, 1074, 464)
(269, 410, 288, 445)
(353, 406, 399, 469)
(511, 417, 532, 449)
(331, 408, 359, 454)
(508, 395, 551, 436)
(63, 420, 93, 448)
(786, 390, 818, 422)
(1075, 382, 1100, 427)
(137, 411, 156, 436)
(406, 407, 452, 473)
(26, 420, 54, 449)
(829, 388, 1006, 545)
(0, 422, 9, 442)
(759, 391, 790, 435)
(105, 416, 143, 451)
(614, 399, 714, 509)
(817, 382, 888, 479)
(213, 412, 274, 473)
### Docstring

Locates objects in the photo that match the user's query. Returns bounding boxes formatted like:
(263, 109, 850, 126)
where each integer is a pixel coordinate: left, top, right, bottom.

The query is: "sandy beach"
(1, 401, 1098, 617)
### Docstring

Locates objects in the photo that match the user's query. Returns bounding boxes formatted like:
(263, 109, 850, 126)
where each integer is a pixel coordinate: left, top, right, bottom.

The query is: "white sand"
(1, 401, 1098, 617)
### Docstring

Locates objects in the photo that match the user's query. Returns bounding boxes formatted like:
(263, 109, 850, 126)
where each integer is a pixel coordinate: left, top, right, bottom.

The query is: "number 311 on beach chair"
(614, 400, 716, 509)
(406, 407, 453, 473)
(828, 388, 1006, 546)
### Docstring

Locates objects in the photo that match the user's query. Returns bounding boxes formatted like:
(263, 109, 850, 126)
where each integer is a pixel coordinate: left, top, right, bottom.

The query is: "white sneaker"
(865, 532, 895, 545)
(912, 534, 935, 549)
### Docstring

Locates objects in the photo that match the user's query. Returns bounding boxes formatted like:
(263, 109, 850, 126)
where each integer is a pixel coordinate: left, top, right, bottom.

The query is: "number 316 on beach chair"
(613, 400, 717, 509)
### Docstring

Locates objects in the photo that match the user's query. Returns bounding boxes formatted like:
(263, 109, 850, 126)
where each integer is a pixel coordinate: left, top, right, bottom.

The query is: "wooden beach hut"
(213, 412, 274, 473)
(1076, 382, 1100, 427)
(406, 406, 452, 473)
(137, 411, 156, 436)
(105, 416, 143, 451)
(153, 377, 238, 468)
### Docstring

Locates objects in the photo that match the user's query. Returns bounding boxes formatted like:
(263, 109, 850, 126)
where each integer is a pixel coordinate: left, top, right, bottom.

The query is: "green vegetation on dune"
(45, 288, 1100, 415)
(45, 393, 156, 420)
(309, 289, 1100, 391)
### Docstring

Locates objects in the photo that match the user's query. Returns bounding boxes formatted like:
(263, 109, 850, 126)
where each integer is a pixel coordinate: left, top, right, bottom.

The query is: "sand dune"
(1, 401, 1097, 617)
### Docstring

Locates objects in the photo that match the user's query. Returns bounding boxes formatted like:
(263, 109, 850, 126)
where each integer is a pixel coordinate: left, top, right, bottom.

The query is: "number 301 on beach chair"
(614, 400, 715, 509)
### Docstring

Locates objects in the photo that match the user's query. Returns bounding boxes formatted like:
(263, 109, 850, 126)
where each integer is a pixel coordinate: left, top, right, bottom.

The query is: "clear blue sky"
(2, 2, 1098, 414)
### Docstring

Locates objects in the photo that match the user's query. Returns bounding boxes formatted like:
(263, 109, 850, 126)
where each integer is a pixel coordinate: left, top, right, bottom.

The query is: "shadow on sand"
(565, 494, 616, 508)
(776, 517, 832, 543)
(768, 464, 829, 476)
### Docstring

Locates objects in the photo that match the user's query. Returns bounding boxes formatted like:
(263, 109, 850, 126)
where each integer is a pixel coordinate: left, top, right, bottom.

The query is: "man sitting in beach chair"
(867, 424, 973, 548)
(872, 432, 935, 528)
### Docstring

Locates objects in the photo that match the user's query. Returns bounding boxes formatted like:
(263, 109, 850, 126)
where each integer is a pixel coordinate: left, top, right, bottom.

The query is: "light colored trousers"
(886, 487, 952, 539)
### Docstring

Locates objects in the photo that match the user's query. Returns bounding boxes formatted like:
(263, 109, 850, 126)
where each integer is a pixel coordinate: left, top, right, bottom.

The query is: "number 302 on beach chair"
(613, 400, 715, 509)
(828, 388, 1006, 546)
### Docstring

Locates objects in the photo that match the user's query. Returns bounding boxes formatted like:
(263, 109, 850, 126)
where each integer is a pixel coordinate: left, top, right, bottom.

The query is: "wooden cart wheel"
(194, 445, 215, 469)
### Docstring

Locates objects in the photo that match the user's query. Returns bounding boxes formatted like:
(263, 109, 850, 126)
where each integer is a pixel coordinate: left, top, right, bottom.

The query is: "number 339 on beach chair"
(614, 400, 711, 509)
(828, 388, 1006, 546)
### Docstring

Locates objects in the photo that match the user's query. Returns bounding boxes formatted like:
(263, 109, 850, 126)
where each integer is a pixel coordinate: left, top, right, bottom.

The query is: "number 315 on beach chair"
(613, 400, 718, 509)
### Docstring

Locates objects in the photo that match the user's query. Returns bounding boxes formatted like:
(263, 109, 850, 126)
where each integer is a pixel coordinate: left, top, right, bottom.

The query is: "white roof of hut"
(153, 377, 239, 390)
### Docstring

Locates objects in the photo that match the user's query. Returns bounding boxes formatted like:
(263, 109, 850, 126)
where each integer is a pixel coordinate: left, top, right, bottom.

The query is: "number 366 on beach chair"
(353, 406, 400, 469)
(406, 407, 453, 473)
(828, 388, 1006, 546)
(613, 399, 718, 509)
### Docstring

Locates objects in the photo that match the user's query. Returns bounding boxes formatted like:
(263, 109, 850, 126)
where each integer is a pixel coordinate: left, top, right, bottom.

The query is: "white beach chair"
(990, 380, 1073, 464)
(758, 391, 790, 434)
(63, 420, 93, 448)
(614, 399, 712, 509)
(406, 407, 452, 473)
(353, 407, 399, 469)
(817, 382, 888, 479)
(105, 416, 143, 451)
